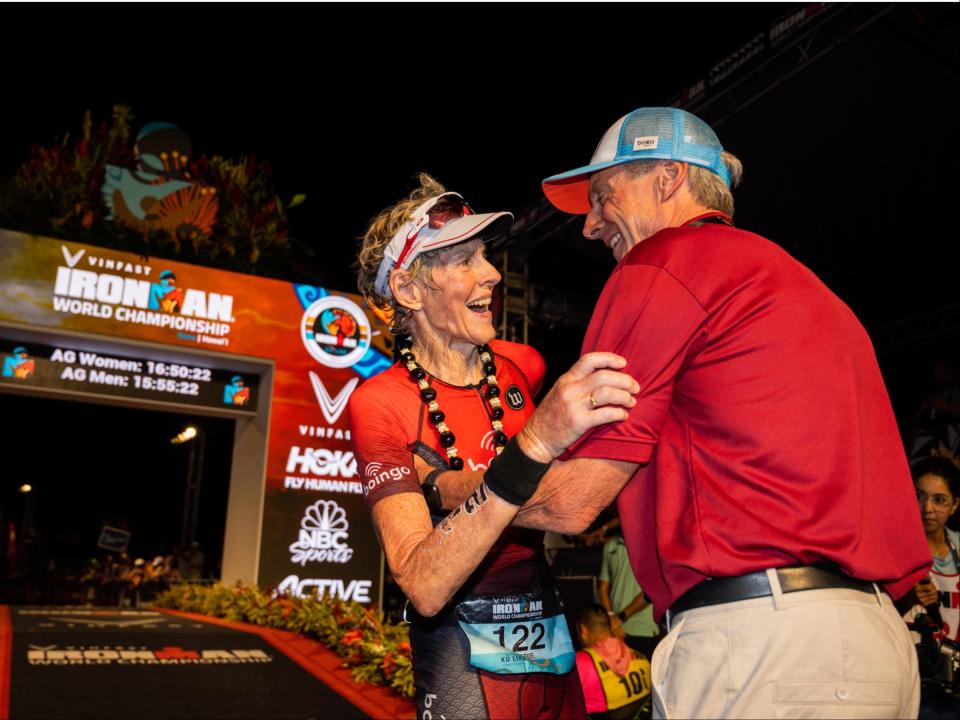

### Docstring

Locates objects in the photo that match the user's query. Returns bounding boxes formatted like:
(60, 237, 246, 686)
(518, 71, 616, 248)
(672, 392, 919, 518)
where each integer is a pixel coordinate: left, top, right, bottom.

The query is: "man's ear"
(389, 269, 422, 312)
(657, 160, 689, 202)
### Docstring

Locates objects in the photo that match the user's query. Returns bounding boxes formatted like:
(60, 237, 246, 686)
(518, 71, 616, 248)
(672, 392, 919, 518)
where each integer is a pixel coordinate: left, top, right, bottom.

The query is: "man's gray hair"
(624, 152, 743, 217)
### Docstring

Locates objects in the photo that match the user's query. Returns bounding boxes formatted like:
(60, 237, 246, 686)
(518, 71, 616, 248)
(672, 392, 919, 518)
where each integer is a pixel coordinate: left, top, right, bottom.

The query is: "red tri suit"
(565, 214, 931, 617)
(350, 339, 586, 720)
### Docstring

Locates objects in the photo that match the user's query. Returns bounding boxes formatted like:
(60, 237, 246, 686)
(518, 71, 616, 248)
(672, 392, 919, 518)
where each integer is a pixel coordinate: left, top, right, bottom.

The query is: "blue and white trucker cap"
(542, 107, 730, 214)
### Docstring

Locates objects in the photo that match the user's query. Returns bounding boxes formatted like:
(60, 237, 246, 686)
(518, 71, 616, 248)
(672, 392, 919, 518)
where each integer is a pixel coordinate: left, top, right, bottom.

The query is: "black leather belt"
(670, 565, 876, 616)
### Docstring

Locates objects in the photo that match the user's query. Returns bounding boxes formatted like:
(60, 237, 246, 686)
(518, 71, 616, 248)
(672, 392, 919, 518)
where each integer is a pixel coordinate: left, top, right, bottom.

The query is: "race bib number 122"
(456, 589, 575, 675)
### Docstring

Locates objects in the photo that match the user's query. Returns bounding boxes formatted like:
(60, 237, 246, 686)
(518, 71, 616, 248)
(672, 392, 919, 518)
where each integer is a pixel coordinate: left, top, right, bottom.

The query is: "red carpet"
(159, 609, 415, 720)
(1, 605, 414, 720)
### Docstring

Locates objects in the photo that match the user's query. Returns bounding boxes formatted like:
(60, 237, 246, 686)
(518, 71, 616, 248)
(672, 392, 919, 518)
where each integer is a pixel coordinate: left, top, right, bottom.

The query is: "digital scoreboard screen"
(1, 337, 259, 413)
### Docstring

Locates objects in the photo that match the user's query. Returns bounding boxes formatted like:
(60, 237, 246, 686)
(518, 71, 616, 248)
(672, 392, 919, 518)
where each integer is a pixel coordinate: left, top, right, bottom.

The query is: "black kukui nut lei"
(399, 342, 508, 469)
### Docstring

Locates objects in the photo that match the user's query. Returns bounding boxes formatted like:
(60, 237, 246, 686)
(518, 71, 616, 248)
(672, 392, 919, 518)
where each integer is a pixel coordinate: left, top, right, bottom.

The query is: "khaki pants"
(652, 572, 920, 719)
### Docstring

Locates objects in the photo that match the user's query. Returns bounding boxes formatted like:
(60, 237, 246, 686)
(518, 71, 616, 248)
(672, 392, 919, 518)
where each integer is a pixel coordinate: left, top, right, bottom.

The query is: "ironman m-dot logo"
(300, 296, 371, 369)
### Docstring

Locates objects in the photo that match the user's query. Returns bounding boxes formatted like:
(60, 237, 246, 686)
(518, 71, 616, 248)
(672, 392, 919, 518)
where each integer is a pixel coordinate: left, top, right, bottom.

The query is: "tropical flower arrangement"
(155, 582, 413, 699)
(0, 105, 304, 276)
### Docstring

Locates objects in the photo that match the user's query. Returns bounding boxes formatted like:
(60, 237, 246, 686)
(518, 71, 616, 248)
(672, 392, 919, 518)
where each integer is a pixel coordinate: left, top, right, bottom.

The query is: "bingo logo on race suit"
(301, 296, 371, 369)
(362, 461, 412, 496)
(289, 499, 354, 566)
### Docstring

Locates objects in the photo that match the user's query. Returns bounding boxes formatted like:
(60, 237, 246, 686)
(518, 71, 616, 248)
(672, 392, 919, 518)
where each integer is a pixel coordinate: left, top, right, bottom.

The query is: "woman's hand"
(519, 352, 639, 463)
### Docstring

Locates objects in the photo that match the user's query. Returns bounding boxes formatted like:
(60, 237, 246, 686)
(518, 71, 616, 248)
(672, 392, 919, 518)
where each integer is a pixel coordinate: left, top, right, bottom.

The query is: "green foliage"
(156, 583, 414, 699)
(0, 105, 305, 276)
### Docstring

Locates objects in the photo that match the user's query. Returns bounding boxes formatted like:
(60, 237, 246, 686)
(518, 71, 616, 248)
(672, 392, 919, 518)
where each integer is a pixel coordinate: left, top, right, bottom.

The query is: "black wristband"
(483, 437, 550, 507)
(421, 469, 444, 514)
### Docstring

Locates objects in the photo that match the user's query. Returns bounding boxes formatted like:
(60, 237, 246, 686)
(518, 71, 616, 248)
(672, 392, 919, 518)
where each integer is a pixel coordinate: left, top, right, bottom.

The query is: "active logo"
(289, 499, 354, 566)
(276, 576, 372, 603)
(309, 372, 358, 424)
(301, 296, 372, 369)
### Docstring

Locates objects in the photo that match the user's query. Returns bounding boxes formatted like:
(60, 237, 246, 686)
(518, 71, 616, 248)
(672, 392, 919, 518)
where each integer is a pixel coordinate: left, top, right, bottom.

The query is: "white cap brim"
(412, 211, 514, 255)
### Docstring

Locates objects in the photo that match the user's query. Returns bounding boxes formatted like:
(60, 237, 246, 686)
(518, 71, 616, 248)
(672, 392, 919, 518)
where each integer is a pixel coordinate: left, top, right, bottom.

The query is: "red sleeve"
(348, 381, 422, 511)
(565, 264, 708, 464)
(492, 340, 546, 397)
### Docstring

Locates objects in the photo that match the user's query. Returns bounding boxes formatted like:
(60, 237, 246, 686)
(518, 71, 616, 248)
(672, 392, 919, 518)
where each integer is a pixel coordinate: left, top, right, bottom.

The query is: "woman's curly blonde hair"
(356, 173, 448, 334)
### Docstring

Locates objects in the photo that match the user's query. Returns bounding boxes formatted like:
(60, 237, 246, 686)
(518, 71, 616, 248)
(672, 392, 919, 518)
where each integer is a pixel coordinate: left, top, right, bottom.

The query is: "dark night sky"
(2, 4, 811, 283)
(2, 4, 958, 573)
(3, 5, 955, 317)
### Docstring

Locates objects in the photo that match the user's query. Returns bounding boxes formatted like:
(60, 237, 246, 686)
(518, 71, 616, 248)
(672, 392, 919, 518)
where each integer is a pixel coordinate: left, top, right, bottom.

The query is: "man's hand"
(518, 352, 639, 463)
(915, 578, 939, 607)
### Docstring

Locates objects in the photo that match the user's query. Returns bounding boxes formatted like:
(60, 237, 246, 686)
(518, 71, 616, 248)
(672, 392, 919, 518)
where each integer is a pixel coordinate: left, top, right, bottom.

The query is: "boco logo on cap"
(505, 384, 525, 410)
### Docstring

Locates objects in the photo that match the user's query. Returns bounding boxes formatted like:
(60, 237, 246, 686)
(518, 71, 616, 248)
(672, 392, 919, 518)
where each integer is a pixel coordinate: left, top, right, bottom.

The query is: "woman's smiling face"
(916, 473, 959, 536)
(416, 238, 501, 352)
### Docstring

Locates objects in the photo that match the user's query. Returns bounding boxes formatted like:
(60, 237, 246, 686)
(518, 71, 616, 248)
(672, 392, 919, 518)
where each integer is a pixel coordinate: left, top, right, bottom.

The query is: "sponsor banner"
(97, 525, 131, 552)
(0, 336, 258, 413)
(1, 229, 390, 603)
(258, 489, 380, 604)
(27, 645, 273, 666)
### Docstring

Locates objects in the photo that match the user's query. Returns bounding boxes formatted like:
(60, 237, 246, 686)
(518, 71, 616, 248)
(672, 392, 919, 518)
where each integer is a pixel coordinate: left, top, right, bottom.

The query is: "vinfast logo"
(286, 446, 357, 478)
(289, 500, 353, 566)
(52, 246, 235, 340)
(362, 462, 411, 495)
(309, 372, 358, 424)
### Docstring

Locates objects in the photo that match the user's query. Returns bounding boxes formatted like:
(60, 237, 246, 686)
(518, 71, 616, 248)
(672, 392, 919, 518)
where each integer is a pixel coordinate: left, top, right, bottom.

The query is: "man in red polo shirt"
(508, 107, 930, 718)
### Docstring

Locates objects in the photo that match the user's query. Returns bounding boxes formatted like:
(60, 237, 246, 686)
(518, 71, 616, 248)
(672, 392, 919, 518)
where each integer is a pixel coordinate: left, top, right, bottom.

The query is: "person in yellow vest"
(575, 604, 651, 720)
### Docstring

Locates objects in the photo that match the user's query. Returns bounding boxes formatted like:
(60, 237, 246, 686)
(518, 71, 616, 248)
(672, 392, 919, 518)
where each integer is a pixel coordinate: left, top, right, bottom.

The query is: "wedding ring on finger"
(589, 394, 598, 410)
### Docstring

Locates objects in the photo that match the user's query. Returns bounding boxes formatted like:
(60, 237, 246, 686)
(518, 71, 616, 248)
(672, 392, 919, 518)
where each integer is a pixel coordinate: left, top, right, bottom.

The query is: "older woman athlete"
(350, 174, 637, 719)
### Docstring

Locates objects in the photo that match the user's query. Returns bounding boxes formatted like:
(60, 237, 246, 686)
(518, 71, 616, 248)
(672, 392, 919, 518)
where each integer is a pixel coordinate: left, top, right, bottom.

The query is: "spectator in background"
(113, 553, 132, 606)
(161, 555, 182, 584)
(575, 604, 652, 720)
(911, 358, 960, 461)
(125, 558, 146, 607)
(900, 457, 960, 643)
(181, 541, 204, 580)
(599, 526, 660, 661)
(579, 515, 620, 548)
